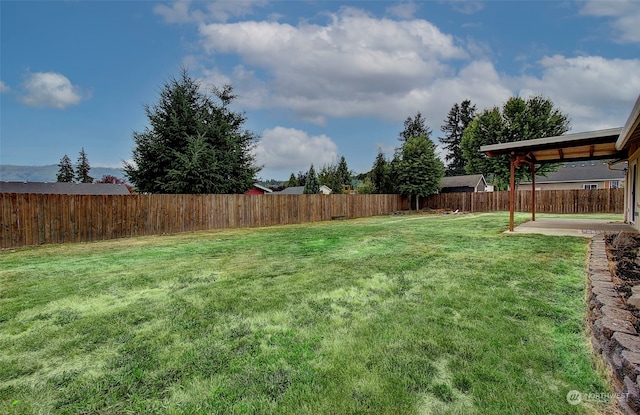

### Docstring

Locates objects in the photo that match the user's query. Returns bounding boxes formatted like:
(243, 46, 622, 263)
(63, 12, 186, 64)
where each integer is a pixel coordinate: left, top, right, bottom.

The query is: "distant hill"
(0, 165, 127, 183)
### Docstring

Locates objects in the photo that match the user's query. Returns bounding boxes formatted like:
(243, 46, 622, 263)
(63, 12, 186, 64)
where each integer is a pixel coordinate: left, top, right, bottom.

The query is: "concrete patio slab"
(508, 218, 636, 238)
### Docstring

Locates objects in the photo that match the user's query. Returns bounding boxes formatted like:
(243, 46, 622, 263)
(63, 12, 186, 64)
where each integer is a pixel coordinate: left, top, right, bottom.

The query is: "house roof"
(440, 174, 486, 189)
(252, 184, 273, 193)
(271, 185, 332, 195)
(524, 162, 625, 184)
(616, 93, 640, 150)
(272, 186, 305, 194)
(0, 182, 131, 195)
(480, 127, 624, 164)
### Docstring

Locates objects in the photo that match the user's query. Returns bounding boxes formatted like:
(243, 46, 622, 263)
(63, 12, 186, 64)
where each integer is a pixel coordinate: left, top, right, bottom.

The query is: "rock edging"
(588, 235, 640, 414)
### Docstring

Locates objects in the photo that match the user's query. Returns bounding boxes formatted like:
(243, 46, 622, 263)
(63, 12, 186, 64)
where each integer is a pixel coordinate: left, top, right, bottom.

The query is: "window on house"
(583, 184, 598, 190)
(609, 181, 620, 189)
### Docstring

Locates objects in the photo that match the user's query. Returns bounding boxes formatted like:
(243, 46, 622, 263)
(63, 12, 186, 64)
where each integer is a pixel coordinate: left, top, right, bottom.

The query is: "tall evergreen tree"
(392, 136, 444, 210)
(336, 156, 351, 191)
(76, 148, 93, 183)
(303, 164, 320, 194)
(440, 100, 476, 176)
(318, 163, 342, 194)
(370, 149, 393, 194)
(461, 95, 569, 190)
(296, 171, 307, 187)
(56, 154, 75, 183)
(286, 173, 299, 187)
(399, 112, 432, 142)
(124, 68, 260, 194)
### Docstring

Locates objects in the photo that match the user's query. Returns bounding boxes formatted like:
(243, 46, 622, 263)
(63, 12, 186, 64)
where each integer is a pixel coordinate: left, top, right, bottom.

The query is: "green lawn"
(0, 212, 611, 414)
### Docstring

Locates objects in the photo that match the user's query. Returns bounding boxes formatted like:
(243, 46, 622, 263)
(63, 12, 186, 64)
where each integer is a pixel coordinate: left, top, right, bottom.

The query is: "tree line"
(359, 95, 569, 200)
(76, 68, 569, 201)
(56, 148, 133, 192)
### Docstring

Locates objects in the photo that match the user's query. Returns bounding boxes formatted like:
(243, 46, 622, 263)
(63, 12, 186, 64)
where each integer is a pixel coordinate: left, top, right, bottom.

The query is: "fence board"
(9, 190, 604, 249)
(424, 188, 624, 215)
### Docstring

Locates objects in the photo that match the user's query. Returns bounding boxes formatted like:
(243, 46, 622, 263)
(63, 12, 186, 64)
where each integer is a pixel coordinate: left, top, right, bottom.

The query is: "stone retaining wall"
(588, 235, 640, 414)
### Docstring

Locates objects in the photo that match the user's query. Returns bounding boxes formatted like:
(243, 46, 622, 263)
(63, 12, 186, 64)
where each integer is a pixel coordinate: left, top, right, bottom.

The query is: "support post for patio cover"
(531, 163, 536, 222)
(509, 154, 515, 232)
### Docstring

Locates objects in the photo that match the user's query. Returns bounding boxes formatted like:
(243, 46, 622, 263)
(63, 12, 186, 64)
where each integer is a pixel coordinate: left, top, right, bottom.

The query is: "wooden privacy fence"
(0, 193, 405, 249)
(423, 188, 625, 214)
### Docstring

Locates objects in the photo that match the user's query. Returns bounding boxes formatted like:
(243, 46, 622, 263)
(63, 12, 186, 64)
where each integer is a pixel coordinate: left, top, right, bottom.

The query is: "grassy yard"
(0, 212, 611, 414)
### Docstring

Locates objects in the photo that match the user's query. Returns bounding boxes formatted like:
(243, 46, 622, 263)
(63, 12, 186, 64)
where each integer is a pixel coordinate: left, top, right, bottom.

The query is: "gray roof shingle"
(529, 162, 625, 183)
(0, 182, 131, 195)
(440, 174, 486, 189)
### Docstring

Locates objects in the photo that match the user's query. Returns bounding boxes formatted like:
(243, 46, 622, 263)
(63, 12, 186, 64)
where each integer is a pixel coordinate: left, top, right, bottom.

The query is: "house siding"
(625, 146, 640, 229)
(532, 180, 622, 191)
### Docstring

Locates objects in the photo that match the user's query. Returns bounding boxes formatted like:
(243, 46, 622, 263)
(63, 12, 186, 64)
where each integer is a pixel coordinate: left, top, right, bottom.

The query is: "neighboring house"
(244, 184, 273, 195)
(440, 174, 487, 193)
(0, 182, 131, 195)
(271, 185, 332, 195)
(521, 162, 625, 190)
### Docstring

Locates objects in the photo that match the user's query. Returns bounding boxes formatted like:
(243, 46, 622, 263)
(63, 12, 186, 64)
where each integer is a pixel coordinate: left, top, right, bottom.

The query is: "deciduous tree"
(461, 95, 569, 190)
(96, 175, 134, 194)
(392, 135, 444, 211)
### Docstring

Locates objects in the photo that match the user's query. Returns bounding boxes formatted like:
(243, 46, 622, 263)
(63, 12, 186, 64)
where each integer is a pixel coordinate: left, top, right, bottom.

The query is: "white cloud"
(170, 4, 638, 149)
(154, 0, 267, 24)
(515, 55, 640, 132)
(197, 8, 468, 124)
(448, 0, 485, 15)
(20, 72, 85, 109)
(386, 2, 419, 19)
(154, 0, 198, 24)
(254, 127, 338, 173)
(0, 81, 9, 93)
(580, 0, 640, 43)
(204, 0, 268, 23)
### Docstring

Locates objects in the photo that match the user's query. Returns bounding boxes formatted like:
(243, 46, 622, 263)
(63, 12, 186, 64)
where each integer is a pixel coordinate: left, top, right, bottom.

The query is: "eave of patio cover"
(480, 127, 624, 231)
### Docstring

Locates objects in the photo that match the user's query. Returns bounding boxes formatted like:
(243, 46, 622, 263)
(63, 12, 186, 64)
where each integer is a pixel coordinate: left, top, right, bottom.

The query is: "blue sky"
(1, 0, 640, 181)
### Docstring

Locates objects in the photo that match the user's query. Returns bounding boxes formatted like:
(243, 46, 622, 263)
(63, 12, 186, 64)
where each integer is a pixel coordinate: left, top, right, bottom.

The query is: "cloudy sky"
(2, 1, 640, 181)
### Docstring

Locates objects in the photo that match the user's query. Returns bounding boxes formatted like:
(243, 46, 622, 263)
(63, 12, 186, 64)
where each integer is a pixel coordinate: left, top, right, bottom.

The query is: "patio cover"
(480, 127, 624, 231)
(481, 127, 624, 164)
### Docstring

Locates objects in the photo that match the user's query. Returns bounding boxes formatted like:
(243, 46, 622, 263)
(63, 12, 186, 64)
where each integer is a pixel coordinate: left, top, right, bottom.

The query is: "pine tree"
(56, 154, 75, 183)
(76, 148, 93, 183)
(286, 173, 299, 187)
(370, 149, 393, 194)
(336, 156, 351, 191)
(440, 100, 476, 176)
(318, 163, 342, 194)
(124, 68, 260, 194)
(296, 171, 307, 187)
(399, 112, 432, 142)
(303, 164, 320, 194)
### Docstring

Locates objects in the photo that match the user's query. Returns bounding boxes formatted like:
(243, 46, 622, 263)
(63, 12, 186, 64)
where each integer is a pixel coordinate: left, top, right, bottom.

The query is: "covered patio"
(480, 127, 626, 231)
(511, 217, 634, 238)
(480, 94, 640, 232)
